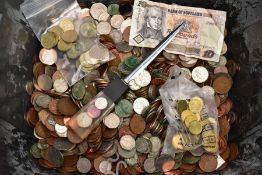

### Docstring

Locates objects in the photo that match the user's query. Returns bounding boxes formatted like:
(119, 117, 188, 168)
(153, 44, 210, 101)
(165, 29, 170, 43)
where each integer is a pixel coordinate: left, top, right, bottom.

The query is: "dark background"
(0, 0, 261, 174)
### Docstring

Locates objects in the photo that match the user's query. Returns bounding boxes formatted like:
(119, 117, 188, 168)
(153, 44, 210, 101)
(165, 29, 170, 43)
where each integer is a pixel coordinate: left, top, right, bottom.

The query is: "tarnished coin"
(129, 114, 146, 134)
(35, 94, 51, 108)
(198, 154, 217, 172)
(118, 144, 136, 159)
(212, 73, 232, 94)
(125, 153, 138, 166)
(37, 74, 53, 91)
(109, 29, 123, 44)
(103, 113, 120, 129)
(115, 99, 133, 117)
(155, 154, 175, 172)
(136, 136, 151, 153)
(53, 78, 68, 93)
(90, 3, 107, 20)
(79, 20, 97, 38)
(77, 158, 92, 173)
(47, 146, 64, 167)
(150, 136, 162, 153)
(67, 128, 83, 144)
(190, 147, 204, 157)
(53, 138, 75, 151)
(107, 4, 120, 15)
(95, 97, 108, 110)
(144, 158, 156, 173)
(59, 18, 74, 31)
(120, 135, 136, 151)
(192, 66, 209, 83)
(39, 48, 57, 65)
(41, 32, 57, 49)
(176, 100, 188, 115)
(110, 14, 124, 29)
(133, 97, 150, 115)
(97, 21, 112, 35)
(67, 42, 82, 59)
(182, 152, 201, 164)
(116, 41, 133, 53)
(134, 70, 151, 87)
(72, 80, 86, 100)
(61, 30, 77, 43)
(30, 143, 42, 158)
(76, 112, 93, 128)
(180, 67, 192, 80)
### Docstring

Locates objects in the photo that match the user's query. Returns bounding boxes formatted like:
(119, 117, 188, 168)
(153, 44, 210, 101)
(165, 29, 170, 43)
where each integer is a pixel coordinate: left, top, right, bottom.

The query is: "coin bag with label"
(160, 65, 219, 154)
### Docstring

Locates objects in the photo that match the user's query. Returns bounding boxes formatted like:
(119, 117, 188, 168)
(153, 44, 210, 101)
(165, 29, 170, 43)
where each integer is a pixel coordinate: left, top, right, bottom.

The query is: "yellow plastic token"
(181, 110, 194, 122)
(188, 120, 202, 135)
(202, 130, 218, 153)
(184, 114, 198, 128)
(59, 18, 75, 32)
(189, 96, 204, 113)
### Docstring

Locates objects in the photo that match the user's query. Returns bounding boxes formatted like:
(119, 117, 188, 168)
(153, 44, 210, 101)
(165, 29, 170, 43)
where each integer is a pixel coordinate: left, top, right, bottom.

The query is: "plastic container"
(0, 0, 261, 174)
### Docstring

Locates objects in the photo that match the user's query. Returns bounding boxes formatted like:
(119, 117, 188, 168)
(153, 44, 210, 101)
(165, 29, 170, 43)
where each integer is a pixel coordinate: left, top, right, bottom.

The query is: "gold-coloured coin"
(184, 114, 198, 128)
(61, 30, 78, 43)
(40, 32, 57, 49)
(48, 25, 63, 37)
(181, 110, 193, 122)
(202, 130, 218, 153)
(188, 120, 202, 135)
(57, 39, 72, 52)
(172, 133, 184, 150)
(188, 96, 203, 113)
(59, 18, 75, 31)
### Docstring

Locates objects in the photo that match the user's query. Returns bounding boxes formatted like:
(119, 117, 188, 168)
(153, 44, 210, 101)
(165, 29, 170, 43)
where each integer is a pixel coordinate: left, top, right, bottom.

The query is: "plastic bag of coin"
(159, 65, 219, 154)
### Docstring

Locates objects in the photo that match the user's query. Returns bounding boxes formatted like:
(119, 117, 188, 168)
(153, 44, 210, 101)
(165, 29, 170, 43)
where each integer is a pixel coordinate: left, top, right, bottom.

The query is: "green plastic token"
(107, 4, 120, 16)
(72, 80, 86, 100)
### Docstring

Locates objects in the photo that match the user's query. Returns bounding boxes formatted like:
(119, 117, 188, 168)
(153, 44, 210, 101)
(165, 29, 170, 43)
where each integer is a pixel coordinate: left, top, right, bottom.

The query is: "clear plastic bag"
(21, 0, 115, 86)
(159, 65, 219, 155)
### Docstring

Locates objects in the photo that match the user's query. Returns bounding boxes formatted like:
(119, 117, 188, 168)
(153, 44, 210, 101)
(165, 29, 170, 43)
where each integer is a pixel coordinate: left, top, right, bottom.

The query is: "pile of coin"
(25, 2, 241, 174)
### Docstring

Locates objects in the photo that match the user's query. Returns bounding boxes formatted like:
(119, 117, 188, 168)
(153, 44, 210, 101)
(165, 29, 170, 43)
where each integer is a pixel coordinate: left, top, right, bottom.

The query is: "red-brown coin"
(164, 169, 184, 175)
(63, 155, 79, 167)
(52, 70, 63, 80)
(198, 154, 217, 172)
(212, 73, 232, 94)
(118, 124, 137, 138)
(151, 77, 166, 86)
(123, 26, 130, 43)
(57, 166, 77, 173)
(33, 62, 45, 78)
(26, 107, 39, 127)
(48, 99, 60, 115)
(180, 163, 196, 173)
(155, 154, 175, 172)
(220, 146, 230, 161)
(118, 163, 130, 175)
(57, 97, 79, 116)
(38, 159, 55, 169)
(94, 156, 106, 173)
(67, 128, 83, 144)
(194, 165, 205, 174)
(219, 135, 228, 153)
(219, 115, 230, 137)
(224, 98, 233, 113)
(35, 121, 51, 138)
(102, 126, 118, 140)
(228, 143, 239, 161)
(126, 166, 140, 175)
(129, 114, 146, 134)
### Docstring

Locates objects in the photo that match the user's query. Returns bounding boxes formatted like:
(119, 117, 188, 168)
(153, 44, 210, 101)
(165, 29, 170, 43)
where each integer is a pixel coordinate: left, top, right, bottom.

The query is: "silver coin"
(125, 153, 138, 166)
(144, 158, 156, 173)
(77, 157, 92, 173)
(120, 135, 135, 151)
(135, 136, 151, 153)
(117, 143, 136, 159)
(134, 70, 151, 87)
(133, 97, 150, 115)
(150, 136, 162, 153)
(192, 66, 209, 83)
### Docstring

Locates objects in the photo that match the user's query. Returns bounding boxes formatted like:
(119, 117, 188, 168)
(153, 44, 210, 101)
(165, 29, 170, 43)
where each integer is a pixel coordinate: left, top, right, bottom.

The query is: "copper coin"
(195, 165, 205, 174)
(151, 77, 166, 86)
(94, 156, 106, 173)
(38, 159, 55, 169)
(53, 115, 64, 126)
(155, 154, 175, 172)
(224, 98, 233, 113)
(198, 154, 217, 172)
(52, 70, 63, 80)
(180, 163, 196, 172)
(123, 26, 131, 43)
(129, 114, 146, 134)
(57, 166, 77, 173)
(118, 163, 130, 175)
(33, 62, 45, 78)
(63, 155, 79, 167)
(26, 107, 39, 126)
(78, 140, 89, 155)
(102, 126, 118, 139)
(219, 115, 230, 136)
(126, 166, 140, 175)
(212, 73, 232, 94)
(35, 121, 51, 138)
(67, 128, 83, 144)
(219, 135, 228, 153)
(220, 146, 230, 161)
(165, 169, 184, 175)
(228, 143, 239, 161)
(47, 146, 64, 167)
(118, 124, 137, 138)
(57, 97, 79, 116)
(48, 98, 60, 115)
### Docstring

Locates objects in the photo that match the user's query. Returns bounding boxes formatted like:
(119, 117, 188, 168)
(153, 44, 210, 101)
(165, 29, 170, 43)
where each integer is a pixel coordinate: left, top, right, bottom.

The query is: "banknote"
(129, 0, 227, 62)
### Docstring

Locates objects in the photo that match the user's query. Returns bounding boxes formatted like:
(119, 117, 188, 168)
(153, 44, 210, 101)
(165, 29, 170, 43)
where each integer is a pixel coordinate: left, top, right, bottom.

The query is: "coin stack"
(25, 2, 240, 174)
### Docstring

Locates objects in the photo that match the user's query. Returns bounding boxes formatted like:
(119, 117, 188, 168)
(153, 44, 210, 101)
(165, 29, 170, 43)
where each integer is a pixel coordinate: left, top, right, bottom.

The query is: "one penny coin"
(129, 114, 146, 134)
(212, 73, 232, 94)
(198, 154, 217, 172)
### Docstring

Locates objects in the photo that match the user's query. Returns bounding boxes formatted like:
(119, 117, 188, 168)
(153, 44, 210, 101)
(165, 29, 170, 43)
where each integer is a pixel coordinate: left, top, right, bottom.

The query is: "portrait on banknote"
(138, 5, 165, 40)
